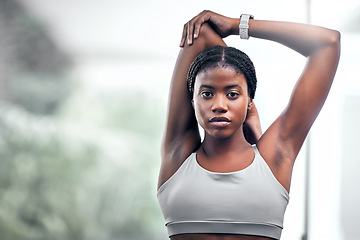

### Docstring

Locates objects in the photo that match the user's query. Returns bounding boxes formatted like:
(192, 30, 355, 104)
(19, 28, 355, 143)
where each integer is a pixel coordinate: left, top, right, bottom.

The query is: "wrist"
(231, 18, 241, 35)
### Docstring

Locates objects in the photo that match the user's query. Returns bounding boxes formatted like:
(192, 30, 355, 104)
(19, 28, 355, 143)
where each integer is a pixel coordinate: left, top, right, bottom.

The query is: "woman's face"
(192, 66, 252, 139)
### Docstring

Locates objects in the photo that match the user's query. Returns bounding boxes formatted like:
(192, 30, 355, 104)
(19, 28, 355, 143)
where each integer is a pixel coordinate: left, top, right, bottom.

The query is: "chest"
(165, 161, 287, 223)
(196, 149, 255, 173)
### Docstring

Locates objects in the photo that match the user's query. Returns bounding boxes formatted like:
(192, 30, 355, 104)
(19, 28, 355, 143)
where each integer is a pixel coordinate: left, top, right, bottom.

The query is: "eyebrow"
(199, 84, 215, 89)
(199, 84, 243, 90)
(224, 84, 242, 90)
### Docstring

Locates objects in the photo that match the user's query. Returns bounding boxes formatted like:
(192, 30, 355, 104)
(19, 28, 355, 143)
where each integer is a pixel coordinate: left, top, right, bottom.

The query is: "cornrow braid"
(187, 45, 257, 99)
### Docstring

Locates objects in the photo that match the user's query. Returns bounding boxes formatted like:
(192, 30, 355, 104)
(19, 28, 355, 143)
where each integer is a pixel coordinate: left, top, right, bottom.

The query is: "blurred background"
(0, 0, 359, 239)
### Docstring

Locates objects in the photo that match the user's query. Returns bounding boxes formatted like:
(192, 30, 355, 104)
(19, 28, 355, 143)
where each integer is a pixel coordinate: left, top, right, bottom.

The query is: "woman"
(157, 10, 340, 240)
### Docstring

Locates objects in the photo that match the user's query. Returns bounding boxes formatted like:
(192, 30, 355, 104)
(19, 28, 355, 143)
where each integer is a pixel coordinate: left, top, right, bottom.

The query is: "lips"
(209, 116, 231, 127)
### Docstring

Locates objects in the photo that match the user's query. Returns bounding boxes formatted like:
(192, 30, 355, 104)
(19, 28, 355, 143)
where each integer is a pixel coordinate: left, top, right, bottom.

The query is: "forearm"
(243, 103, 262, 144)
(248, 19, 340, 57)
(184, 11, 340, 58)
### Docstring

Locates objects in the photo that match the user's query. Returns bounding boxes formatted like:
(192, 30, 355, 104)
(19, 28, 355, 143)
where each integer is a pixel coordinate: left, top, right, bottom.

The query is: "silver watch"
(239, 14, 254, 39)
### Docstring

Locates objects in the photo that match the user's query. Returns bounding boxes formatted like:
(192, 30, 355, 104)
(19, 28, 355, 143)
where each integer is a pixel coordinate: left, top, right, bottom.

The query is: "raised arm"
(248, 20, 341, 158)
(158, 18, 227, 189)
(183, 11, 340, 151)
(249, 19, 340, 192)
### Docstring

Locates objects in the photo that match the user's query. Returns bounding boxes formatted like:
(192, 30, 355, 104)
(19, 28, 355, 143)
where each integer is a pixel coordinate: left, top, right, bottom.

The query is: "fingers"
(180, 23, 187, 47)
(179, 20, 196, 47)
(179, 10, 211, 47)
(193, 21, 202, 39)
(187, 20, 195, 45)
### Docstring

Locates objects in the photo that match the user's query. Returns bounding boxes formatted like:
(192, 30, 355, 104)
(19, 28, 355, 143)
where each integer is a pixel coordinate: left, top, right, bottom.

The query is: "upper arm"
(159, 24, 226, 188)
(265, 30, 341, 159)
(162, 23, 225, 156)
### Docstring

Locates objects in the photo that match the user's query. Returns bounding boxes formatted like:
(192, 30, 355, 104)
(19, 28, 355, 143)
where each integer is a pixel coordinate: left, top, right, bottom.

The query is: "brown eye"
(201, 91, 213, 98)
(227, 92, 239, 99)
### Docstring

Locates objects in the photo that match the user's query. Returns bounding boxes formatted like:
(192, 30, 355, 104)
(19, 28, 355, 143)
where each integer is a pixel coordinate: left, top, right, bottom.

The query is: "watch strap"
(239, 14, 254, 39)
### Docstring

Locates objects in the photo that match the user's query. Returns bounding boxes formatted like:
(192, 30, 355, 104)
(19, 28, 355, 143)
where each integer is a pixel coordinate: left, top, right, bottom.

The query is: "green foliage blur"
(0, 0, 167, 239)
(0, 90, 167, 239)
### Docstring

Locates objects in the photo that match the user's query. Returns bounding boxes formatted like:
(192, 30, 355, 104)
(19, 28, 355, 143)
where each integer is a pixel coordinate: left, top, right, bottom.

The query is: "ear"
(247, 98, 253, 110)
(191, 99, 194, 109)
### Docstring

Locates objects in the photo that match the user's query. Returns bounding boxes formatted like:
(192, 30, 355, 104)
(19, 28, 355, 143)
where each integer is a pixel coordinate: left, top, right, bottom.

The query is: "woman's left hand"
(180, 10, 239, 47)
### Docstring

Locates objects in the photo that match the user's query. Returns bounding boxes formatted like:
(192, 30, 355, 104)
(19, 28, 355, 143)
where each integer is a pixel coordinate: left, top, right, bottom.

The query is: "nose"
(211, 95, 228, 113)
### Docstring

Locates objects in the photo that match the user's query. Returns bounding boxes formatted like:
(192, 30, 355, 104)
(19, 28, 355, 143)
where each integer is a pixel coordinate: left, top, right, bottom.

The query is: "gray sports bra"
(157, 145, 289, 239)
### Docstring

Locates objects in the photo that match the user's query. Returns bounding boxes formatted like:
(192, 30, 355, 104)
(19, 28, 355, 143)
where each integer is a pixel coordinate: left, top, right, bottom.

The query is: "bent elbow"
(329, 30, 341, 51)
(197, 23, 225, 48)
(197, 23, 215, 42)
(333, 30, 341, 59)
(324, 29, 341, 61)
(331, 30, 341, 45)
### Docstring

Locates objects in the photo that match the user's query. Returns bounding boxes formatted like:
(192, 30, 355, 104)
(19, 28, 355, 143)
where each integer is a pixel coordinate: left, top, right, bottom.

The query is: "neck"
(201, 128, 250, 158)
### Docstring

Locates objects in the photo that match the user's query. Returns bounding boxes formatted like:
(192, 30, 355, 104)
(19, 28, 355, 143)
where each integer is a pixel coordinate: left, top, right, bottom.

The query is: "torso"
(158, 145, 289, 240)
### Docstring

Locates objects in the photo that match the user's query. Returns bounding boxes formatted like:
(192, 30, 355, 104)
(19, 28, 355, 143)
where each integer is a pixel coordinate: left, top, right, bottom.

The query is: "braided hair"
(187, 45, 257, 99)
